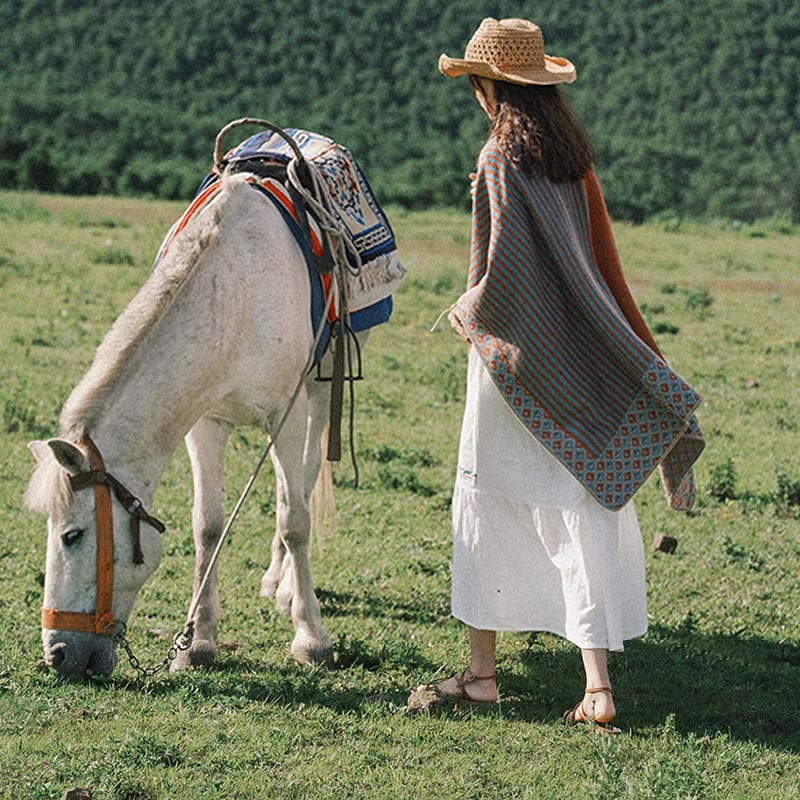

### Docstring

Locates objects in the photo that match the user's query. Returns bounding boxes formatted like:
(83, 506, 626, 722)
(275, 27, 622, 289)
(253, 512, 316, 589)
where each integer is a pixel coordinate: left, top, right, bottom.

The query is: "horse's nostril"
(49, 643, 67, 668)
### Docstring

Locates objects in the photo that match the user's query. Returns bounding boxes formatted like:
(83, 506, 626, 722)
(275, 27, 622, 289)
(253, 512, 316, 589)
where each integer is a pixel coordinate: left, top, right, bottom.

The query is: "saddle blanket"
(154, 129, 406, 363)
(223, 128, 396, 264)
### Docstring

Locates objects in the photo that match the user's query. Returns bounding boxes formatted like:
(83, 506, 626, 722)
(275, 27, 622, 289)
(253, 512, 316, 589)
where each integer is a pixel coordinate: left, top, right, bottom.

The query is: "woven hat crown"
(465, 18, 546, 70)
(438, 17, 576, 86)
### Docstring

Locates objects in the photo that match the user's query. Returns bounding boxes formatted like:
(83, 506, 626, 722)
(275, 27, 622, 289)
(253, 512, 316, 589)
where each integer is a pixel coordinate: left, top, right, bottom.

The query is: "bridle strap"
(41, 608, 102, 634)
(41, 435, 164, 636)
(41, 435, 115, 635)
(86, 437, 115, 634)
(69, 469, 166, 564)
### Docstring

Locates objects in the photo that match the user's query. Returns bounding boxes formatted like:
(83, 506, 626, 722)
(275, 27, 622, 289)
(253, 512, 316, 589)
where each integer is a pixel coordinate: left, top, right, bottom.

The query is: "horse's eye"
(62, 529, 85, 547)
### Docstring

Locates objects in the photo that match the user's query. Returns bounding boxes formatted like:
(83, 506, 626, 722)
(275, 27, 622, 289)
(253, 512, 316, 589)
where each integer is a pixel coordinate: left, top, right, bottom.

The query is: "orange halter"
(41, 436, 165, 636)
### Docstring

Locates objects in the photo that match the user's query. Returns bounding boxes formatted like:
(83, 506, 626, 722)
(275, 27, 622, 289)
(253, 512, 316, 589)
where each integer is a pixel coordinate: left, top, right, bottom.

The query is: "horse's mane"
(26, 175, 250, 516)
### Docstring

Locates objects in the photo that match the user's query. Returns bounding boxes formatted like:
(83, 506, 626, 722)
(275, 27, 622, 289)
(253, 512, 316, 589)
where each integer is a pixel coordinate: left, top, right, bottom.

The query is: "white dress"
(451, 348, 648, 651)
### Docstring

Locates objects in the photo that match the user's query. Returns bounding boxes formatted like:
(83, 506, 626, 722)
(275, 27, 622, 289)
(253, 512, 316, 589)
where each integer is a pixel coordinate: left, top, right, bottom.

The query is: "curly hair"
(474, 78, 594, 183)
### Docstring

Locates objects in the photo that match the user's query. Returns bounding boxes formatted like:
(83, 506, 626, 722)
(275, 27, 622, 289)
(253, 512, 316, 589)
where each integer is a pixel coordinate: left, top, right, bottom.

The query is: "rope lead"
(139, 118, 363, 677)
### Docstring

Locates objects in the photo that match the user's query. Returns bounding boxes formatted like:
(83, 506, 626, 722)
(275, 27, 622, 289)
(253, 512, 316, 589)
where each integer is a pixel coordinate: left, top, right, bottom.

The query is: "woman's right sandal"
(562, 686, 621, 734)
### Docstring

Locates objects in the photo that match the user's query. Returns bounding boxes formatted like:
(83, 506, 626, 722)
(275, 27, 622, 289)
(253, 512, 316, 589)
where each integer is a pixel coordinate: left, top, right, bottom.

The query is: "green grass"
(1, 190, 799, 799)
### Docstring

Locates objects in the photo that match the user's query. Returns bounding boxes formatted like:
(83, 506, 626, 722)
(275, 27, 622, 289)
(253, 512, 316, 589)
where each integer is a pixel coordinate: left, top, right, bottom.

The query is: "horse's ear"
(46, 439, 87, 476)
(28, 441, 51, 463)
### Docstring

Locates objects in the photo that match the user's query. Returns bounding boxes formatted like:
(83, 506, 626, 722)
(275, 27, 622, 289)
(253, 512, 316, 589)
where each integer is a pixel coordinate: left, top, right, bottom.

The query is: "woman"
(428, 18, 704, 732)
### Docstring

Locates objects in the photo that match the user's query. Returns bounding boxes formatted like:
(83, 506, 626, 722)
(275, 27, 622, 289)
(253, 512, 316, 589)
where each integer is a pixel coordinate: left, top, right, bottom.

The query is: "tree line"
(1, 0, 798, 222)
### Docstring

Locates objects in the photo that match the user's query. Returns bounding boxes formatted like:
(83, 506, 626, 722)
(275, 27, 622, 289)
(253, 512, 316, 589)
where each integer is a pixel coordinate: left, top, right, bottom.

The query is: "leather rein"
(41, 435, 165, 636)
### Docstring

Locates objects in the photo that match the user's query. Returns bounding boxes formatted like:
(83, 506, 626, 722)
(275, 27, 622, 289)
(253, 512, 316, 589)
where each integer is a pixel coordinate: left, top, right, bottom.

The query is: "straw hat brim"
(438, 53, 576, 85)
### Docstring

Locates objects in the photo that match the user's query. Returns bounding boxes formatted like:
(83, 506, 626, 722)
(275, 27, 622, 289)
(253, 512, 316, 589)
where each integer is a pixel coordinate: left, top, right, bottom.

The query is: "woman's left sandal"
(431, 667, 498, 705)
(562, 686, 621, 734)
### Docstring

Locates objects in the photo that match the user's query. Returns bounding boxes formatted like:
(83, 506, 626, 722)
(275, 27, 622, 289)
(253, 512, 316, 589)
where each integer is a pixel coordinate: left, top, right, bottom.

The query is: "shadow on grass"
(102, 631, 439, 715)
(503, 624, 800, 752)
(58, 616, 798, 753)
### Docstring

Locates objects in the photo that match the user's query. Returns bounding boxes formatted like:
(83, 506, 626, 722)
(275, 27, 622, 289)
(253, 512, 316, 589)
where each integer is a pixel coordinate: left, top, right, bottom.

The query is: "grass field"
(1, 189, 799, 799)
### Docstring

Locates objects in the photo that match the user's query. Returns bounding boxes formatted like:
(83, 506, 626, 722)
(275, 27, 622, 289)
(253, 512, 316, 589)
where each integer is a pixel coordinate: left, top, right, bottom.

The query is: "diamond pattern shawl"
(449, 140, 704, 511)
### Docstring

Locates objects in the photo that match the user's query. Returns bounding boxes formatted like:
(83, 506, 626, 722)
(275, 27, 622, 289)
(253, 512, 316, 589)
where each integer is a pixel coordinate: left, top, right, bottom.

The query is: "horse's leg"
(171, 414, 231, 670)
(261, 374, 330, 602)
(305, 376, 335, 541)
(268, 386, 333, 667)
(303, 375, 333, 501)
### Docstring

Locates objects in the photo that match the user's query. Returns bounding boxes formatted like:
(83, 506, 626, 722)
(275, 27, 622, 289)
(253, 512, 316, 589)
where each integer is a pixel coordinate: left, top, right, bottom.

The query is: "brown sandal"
(562, 686, 621, 734)
(434, 667, 498, 705)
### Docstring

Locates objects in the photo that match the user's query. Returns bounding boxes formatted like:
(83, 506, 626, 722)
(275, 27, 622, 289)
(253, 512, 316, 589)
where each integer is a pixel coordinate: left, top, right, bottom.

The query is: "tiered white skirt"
(451, 348, 648, 651)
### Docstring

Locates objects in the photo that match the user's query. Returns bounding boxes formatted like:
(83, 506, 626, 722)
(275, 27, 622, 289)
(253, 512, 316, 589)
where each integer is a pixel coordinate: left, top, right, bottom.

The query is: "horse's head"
(26, 437, 163, 679)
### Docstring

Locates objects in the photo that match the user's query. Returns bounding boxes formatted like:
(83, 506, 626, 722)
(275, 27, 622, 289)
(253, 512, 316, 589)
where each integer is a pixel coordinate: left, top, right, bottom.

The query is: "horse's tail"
(310, 423, 336, 539)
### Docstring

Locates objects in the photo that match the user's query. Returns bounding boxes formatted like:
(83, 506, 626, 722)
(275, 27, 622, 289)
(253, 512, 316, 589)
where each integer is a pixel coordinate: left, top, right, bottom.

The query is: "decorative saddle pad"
(224, 128, 397, 265)
(154, 129, 406, 364)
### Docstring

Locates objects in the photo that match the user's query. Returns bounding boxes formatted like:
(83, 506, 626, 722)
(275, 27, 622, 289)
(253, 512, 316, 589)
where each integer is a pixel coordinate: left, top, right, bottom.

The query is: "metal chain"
(114, 621, 194, 681)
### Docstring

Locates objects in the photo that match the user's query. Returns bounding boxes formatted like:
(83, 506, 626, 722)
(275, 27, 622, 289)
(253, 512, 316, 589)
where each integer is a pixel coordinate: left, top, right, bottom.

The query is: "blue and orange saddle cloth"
(154, 129, 406, 363)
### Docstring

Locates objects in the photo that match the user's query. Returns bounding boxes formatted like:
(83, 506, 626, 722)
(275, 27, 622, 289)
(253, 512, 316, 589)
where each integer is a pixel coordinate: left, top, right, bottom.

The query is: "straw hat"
(438, 18, 576, 86)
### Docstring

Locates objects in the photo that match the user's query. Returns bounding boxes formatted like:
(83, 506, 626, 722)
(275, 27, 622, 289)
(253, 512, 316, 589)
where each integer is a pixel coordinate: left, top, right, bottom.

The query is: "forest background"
(1, 0, 798, 223)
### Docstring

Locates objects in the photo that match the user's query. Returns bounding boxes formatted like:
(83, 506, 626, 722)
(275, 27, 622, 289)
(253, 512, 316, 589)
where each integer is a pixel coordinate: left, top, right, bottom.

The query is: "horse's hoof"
(170, 639, 217, 671)
(291, 634, 334, 669)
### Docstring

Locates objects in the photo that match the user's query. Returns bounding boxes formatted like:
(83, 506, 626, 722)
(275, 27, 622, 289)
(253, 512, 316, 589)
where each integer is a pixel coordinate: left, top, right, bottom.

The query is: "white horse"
(25, 172, 355, 679)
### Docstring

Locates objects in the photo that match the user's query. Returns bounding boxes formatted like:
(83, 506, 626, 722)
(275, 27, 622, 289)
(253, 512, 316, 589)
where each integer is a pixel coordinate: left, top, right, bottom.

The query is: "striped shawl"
(449, 139, 704, 511)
